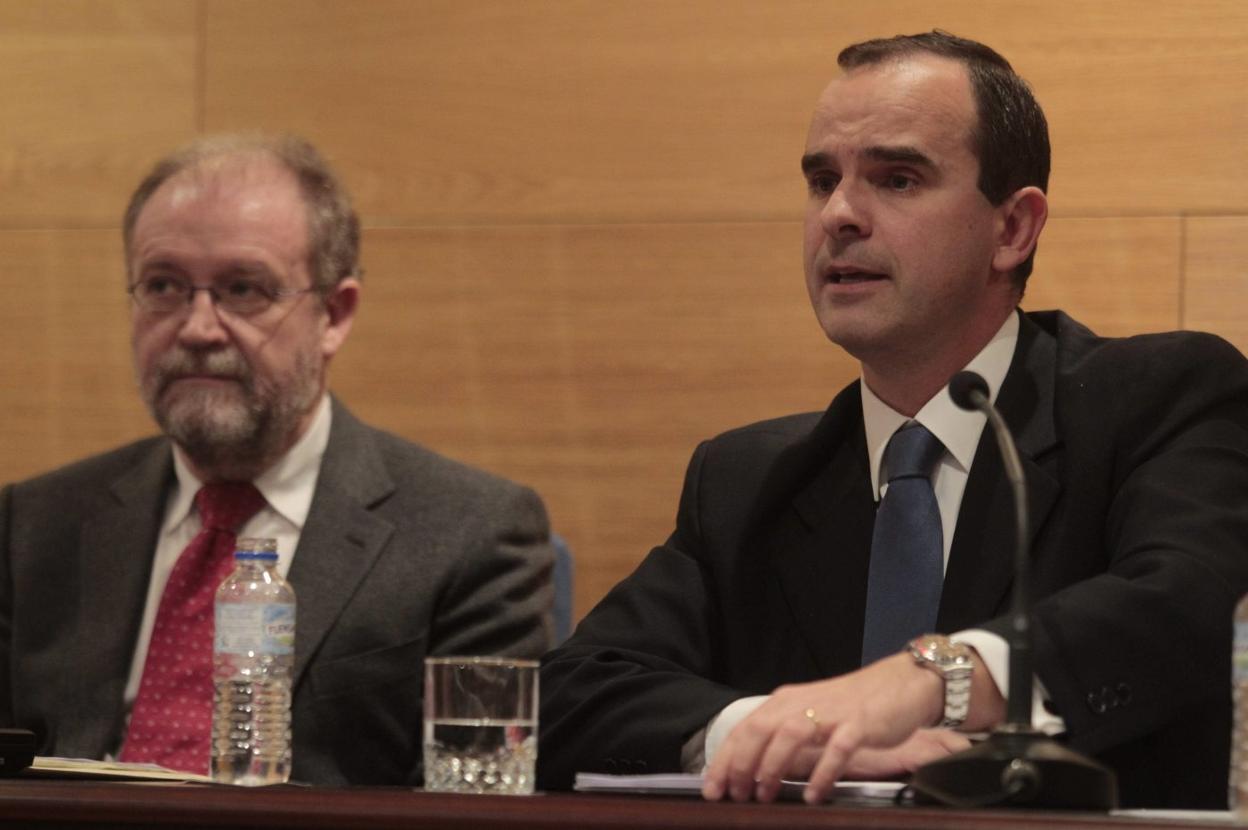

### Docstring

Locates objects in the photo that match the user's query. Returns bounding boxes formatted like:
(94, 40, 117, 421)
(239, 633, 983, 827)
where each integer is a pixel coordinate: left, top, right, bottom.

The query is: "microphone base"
(909, 728, 1118, 810)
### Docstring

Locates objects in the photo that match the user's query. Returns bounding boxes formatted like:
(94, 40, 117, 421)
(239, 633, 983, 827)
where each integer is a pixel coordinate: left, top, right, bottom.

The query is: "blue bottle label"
(215, 603, 296, 655)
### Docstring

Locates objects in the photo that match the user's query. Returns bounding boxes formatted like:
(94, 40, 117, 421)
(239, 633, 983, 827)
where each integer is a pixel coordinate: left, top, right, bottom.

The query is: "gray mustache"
(153, 349, 251, 392)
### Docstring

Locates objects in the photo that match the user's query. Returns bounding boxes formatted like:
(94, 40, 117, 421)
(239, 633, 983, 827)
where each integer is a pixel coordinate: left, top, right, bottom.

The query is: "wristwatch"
(908, 634, 974, 728)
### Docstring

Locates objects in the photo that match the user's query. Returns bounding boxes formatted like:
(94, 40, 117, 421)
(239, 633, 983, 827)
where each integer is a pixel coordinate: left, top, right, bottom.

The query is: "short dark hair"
(838, 31, 1050, 289)
(122, 133, 361, 293)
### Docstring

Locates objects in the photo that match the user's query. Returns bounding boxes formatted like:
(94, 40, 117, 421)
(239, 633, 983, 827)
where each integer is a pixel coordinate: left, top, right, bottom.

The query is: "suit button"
(1115, 683, 1132, 706)
(604, 759, 618, 773)
(619, 760, 633, 774)
(1086, 691, 1108, 714)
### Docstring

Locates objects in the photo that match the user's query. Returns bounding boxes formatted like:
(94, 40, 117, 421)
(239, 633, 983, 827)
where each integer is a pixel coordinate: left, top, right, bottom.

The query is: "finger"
(787, 744, 824, 780)
(753, 710, 824, 802)
(934, 729, 972, 753)
(701, 749, 730, 801)
(702, 724, 745, 800)
(897, 729, 967, 771)
(841, 744, 902, 779)
(702, 717, 773, 802)
(803, 720, 863, 805)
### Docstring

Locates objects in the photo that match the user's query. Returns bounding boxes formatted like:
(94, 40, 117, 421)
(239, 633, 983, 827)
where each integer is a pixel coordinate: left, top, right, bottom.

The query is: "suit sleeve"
(986, 335, 1248, 780)
(426, 482, 557, 661)
(537, 442, 746, 790)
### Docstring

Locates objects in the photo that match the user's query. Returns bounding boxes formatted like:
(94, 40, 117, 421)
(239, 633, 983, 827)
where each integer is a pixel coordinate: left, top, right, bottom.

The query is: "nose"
(819, 179, 870, 239)
(175, 289, 230, 347)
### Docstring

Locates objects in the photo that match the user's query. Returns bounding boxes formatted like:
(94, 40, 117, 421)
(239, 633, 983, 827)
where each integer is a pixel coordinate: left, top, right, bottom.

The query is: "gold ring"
(804, 707, 820, 730)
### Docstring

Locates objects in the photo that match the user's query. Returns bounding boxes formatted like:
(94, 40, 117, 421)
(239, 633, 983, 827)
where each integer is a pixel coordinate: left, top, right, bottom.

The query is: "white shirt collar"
(162, 395, 333, 534)
(861, 311, 1019, 500)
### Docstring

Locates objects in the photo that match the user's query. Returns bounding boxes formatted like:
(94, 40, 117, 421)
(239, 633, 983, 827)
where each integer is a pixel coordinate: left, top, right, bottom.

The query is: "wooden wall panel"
(0, 1, 197, 227)
(201, 0, 816, 225)
(0, 229, 150, 480)
(202, 0, 1247, 224)
(1184, 216, 1248, 354)
(1021, 217, 1181, 335)
(1016, 2, 1248, 217)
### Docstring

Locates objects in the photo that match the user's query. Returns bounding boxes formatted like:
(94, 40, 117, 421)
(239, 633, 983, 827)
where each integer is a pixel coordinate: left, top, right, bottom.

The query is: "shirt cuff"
(686, 695, 769, 772)
(952, 628, 1065, 735)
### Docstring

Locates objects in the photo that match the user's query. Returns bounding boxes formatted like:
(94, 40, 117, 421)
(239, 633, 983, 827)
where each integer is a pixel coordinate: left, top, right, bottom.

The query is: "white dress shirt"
(121, 395, 333, 710)
(697, 312, 1062, 770)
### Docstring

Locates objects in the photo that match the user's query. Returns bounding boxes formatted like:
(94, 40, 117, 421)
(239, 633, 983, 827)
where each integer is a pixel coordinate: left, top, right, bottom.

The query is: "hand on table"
(701, 652, 963, 805)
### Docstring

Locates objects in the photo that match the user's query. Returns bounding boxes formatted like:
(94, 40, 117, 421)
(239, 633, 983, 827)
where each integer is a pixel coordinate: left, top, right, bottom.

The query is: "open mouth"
(827, 270, 886, 284)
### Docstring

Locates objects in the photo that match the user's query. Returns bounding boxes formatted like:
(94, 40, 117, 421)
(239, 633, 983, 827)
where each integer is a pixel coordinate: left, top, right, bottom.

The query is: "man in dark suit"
(538, 32, 1248, 809)
(0, 134, 554, 786)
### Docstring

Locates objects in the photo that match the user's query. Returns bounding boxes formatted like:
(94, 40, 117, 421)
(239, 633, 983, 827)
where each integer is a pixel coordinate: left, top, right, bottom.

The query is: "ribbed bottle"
(211, 537, 295, 786)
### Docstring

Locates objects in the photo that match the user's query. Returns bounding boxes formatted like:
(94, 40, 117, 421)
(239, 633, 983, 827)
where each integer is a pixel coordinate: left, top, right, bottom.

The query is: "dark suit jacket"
(0, 398, 554, 786)
(539, 311, 1248, 808)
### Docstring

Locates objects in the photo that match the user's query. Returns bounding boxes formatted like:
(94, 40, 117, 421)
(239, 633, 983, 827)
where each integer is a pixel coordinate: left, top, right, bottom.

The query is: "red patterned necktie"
(120, 481, 266, 773)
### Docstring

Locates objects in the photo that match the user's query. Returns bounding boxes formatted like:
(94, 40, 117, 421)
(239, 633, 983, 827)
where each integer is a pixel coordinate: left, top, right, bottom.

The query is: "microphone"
(947, 370, 990, 411)
(908, 371, 1117, 810)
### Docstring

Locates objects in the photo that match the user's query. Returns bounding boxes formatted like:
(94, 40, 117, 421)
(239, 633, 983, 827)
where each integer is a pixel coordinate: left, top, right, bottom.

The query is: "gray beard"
(141, 346, 320, 479)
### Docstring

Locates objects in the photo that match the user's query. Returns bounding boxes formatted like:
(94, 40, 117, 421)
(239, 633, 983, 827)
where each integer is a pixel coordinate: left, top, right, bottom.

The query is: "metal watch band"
(909, 635, 974, 729)
(940, 664, 972, 728)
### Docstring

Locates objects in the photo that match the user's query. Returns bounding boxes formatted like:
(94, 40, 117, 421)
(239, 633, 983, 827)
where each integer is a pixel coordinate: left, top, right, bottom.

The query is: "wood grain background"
(1, 1, 1245, 621)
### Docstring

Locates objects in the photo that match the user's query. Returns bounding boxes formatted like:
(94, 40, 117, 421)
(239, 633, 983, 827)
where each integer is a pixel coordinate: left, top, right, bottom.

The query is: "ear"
(991, 186, 1048, 275)
(319, 276, 360, 359)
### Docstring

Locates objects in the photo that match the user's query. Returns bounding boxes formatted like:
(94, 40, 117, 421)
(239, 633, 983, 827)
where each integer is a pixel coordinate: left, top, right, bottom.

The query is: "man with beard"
(0, 135, 555, 786)
(538, 32, 1248, 808)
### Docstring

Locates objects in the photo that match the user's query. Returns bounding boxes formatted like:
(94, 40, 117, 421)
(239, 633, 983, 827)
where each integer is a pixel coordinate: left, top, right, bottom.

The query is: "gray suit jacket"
(0, 398, 555, 786)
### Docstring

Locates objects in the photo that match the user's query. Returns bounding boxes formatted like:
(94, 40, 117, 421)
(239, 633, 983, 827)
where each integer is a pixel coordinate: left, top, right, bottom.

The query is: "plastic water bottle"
(1233, 594, 1248, 815)
(211, 538, 295, 786)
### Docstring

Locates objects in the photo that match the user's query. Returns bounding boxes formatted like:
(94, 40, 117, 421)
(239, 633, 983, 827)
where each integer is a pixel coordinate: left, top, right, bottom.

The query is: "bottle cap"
(235, 537, 279, 560)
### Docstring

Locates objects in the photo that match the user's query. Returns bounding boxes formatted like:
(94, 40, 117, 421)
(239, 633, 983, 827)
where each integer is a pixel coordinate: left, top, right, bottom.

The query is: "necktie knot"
(883, 423, 943, 482)
(195, 482, 266, 533)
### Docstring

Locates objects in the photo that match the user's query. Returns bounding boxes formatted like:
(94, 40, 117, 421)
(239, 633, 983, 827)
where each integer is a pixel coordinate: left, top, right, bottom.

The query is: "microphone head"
(949, 371, 990, 411)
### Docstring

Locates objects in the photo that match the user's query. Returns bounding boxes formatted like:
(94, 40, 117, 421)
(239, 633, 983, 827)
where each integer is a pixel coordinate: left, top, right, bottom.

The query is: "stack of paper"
(573, 772, 904, 804)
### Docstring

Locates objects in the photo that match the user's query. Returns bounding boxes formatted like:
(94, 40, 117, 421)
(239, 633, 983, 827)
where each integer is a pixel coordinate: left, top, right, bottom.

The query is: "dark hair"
(122, 133, 361, 292)
(838, 31, 1050, 289)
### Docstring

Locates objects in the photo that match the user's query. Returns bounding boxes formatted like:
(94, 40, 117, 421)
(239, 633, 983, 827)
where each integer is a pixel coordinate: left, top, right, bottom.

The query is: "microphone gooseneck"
(907, 371, 1116, 810)
(947, 371, 1031, 727)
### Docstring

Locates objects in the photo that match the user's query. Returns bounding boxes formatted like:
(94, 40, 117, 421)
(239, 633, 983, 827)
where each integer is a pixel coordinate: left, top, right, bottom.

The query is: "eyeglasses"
(127, 276, 319, 317)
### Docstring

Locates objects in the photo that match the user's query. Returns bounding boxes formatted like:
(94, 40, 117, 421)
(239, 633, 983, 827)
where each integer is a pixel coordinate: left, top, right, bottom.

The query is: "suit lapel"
(68, 441, 171, 758)
(287, 399, 396, 691)
(939, 313, 1062, 630)
(771, 384, 877, 677)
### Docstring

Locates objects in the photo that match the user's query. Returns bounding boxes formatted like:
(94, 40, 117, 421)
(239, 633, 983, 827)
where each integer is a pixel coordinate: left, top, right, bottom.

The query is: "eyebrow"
(800, 146, 937, 173)
(800, 153, 830, 174)
(222, 262, 278, 280)
(135, 259, 278, 282)
(135, 258, 187, 275)
(864, 145, 936, 169)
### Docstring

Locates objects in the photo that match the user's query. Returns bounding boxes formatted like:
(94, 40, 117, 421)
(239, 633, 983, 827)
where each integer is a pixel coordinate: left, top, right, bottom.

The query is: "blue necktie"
(861, 423, 945, 665)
